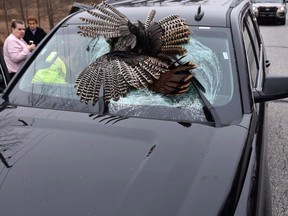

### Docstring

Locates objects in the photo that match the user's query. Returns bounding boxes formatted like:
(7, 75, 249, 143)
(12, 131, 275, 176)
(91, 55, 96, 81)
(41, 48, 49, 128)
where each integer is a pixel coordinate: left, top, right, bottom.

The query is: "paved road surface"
(259, 21, 288, 216)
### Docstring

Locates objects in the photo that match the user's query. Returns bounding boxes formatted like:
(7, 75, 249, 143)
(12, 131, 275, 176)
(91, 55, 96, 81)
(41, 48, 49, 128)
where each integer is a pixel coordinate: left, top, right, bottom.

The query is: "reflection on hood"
(0, 111, 32, 169)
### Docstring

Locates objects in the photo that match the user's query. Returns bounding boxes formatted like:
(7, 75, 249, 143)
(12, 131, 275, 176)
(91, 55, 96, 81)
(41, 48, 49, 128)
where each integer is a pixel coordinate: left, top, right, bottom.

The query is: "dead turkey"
(75, 1, 198, 105)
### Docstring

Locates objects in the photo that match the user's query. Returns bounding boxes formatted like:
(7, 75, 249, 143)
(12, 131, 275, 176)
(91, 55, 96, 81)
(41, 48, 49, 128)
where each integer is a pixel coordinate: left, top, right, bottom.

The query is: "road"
(259, 21, 288, 216)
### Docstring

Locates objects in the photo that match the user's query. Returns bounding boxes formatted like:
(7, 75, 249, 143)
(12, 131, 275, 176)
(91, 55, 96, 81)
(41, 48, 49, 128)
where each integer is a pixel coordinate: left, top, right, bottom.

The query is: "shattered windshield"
(9, 24, 236, 123)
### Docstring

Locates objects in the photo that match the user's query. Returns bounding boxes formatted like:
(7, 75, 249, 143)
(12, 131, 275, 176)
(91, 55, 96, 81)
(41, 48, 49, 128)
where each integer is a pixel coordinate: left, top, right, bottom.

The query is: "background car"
(1, 0, 288, 215)
(252, 0, 287, 25)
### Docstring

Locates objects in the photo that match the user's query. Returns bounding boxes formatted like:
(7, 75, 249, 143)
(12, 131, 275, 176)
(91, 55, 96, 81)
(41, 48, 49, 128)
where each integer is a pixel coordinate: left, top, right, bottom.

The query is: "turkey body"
(75, 1, 197, 105)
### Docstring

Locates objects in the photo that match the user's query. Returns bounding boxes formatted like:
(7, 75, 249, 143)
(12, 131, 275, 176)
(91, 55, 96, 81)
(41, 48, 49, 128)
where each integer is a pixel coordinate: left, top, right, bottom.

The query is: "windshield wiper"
(191, 78, 221, 127)
(0, 152, 12, 168)
(97, 83, 109, 115)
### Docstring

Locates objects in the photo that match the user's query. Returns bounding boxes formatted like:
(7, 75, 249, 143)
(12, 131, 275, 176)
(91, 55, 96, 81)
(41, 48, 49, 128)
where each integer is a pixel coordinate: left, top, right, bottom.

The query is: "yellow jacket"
(32, 52, 66, 83)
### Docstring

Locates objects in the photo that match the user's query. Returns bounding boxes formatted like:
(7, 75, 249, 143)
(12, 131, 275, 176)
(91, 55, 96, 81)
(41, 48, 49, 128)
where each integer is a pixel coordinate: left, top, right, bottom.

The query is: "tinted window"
(243, 12, 262, 87)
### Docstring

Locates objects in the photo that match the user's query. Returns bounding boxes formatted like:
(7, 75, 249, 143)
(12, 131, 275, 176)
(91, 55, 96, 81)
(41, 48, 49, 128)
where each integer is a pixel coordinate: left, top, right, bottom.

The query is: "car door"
(0, 51, 9, 92)
(242, 9, 272, 216)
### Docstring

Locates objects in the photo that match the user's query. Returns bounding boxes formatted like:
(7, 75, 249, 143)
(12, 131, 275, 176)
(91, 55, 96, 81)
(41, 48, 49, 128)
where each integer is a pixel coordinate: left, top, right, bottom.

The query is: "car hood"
(0, 106, 249, 216)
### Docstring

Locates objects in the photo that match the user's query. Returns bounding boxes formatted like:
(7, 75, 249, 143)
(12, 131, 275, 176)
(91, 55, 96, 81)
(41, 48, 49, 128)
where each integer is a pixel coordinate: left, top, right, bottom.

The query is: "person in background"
(23, 17, 47, 46)
(3, 19, 35, 79)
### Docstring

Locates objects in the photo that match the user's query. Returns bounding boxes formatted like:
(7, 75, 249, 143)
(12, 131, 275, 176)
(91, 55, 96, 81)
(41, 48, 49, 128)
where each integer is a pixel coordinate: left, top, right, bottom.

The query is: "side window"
(242, 11, 262, 88)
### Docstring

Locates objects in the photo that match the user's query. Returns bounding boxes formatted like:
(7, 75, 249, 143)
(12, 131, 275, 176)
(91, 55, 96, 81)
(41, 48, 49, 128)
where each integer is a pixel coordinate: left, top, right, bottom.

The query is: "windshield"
(8, 23, 238, 124)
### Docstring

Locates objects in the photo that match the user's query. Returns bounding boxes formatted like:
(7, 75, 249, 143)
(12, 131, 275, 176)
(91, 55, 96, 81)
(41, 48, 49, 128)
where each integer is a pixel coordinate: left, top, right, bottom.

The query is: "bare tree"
(46, 0, 54, 29)
(1, 0, 9, 36)
(18, 0, 26, 22)
(24, 0, 28, 22)
(36, 0, 41, 26)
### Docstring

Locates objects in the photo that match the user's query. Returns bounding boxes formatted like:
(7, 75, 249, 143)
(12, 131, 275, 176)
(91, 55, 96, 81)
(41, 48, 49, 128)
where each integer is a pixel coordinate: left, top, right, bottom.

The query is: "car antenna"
(195, 5, 204, 21)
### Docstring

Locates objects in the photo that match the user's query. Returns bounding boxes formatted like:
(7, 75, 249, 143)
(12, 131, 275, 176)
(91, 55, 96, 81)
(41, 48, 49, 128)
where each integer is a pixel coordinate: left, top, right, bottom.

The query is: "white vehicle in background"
(252, 0, 287, 25)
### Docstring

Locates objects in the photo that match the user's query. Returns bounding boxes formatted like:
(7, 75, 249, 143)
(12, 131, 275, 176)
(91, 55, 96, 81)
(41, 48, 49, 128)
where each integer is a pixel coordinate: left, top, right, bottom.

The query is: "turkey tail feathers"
(157, 15, 190, 56)
(75, 54, 170, 105)
(79, 2, 132, 41)
(75, 2, 198, 106)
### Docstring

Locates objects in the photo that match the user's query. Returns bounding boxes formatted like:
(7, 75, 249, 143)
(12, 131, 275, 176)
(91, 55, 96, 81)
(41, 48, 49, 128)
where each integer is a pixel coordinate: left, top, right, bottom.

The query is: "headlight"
(252, 6, 259, 14)
(277, 6, 285, 12)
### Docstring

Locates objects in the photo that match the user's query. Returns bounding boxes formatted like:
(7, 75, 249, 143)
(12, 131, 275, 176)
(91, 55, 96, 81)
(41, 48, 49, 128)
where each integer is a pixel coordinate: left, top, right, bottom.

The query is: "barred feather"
(92, 3, 128, 22)
(139, 58, 169, 80)
(79, 26, 120, 35)
(162, 18, 187, 25)
(76, 64, 103, 104)
(100, 2, 129, 20)
(161, 24, 190, 35)
(78, 26, 120, 38)
(118, 60, 141, 88)
(160, 45, 187, 56)
(143, 58, 169, 73)
(162, 27, 190, 37)
(162, 37, 190, 46)
(86, 10, 120, 24)
(133, 67, 150, 87)
(80, 18, 119, 30)
(161, 33, 190, 45)
(145, 9, 156, 29)
(158, 14, 180, 24)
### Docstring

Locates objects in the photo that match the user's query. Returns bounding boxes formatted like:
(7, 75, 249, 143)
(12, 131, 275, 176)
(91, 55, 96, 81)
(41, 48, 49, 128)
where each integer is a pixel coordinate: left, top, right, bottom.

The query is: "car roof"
(66, 0, 248, 27)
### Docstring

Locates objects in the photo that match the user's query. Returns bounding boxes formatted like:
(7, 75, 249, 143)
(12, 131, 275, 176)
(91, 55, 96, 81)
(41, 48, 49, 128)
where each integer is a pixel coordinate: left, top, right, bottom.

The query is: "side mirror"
(254, 74, 288, 102)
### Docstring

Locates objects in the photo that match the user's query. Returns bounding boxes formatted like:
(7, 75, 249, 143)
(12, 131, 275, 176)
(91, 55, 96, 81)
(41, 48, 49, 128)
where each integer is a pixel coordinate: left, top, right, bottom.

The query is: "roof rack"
(131, 0, 149, 3)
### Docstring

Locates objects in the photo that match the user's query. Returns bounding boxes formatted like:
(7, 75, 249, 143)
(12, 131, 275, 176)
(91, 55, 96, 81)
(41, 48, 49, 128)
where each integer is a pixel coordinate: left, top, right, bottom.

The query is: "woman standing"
(3, 19, 35, 80)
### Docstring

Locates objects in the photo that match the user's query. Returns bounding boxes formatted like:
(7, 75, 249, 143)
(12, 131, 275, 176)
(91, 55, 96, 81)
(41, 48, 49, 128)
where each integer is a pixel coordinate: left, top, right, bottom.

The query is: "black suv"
(1, 0, 288, 215)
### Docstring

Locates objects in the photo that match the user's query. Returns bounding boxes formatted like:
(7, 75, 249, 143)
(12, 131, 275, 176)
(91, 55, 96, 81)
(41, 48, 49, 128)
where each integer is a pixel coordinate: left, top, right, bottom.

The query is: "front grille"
(259, 6, 277, 13)
(258, 6, 278, 17)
